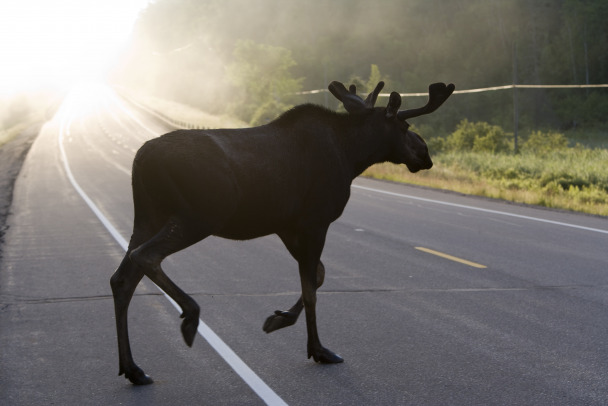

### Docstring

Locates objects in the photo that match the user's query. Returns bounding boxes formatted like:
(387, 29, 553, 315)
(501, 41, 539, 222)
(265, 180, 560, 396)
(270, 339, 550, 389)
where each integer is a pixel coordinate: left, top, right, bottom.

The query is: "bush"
(426, 136, 446, 154)
(522, 130, 568, 154)
(540, 172, 590, 191)
(446, 119, 511, 153)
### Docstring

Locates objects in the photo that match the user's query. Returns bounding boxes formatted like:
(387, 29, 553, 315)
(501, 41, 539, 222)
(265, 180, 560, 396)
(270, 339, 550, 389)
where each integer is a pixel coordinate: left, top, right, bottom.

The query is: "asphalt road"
(1, 84, 607, 405)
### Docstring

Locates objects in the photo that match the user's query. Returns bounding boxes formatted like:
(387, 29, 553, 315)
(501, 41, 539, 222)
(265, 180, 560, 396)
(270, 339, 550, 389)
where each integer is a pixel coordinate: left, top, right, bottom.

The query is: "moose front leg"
(263, 261, 325, 333)
(299, 258, 343, 363)
(297, 229, 343, 364)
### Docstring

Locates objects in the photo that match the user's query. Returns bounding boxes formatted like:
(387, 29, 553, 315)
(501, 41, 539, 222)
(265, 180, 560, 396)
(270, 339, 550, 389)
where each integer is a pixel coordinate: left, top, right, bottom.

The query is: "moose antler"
(364, 81, 384, 108)
(397, 82, 455, 120)
(328, 81, 385, 113)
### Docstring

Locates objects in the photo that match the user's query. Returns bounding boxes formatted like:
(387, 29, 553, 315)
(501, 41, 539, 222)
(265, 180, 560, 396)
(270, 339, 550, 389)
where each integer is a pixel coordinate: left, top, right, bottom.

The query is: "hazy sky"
(0, 0, 150, 94)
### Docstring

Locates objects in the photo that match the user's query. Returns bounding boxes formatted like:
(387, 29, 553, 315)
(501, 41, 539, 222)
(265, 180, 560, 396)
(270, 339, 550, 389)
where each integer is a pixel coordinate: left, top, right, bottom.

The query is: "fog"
(109, 0, 607, 130)
(2, 0, 606, 131)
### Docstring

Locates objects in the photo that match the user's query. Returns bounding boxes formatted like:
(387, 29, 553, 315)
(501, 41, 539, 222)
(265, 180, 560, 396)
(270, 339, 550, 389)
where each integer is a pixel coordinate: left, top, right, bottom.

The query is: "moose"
(110, 80, 454, 385)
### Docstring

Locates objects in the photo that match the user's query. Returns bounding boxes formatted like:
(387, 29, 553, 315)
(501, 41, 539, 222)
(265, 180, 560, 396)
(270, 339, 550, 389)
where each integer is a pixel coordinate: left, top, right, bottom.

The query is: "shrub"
(446, 119, 510, 153)
(522, 130, 568, 154)
(426, 136, 446, 154)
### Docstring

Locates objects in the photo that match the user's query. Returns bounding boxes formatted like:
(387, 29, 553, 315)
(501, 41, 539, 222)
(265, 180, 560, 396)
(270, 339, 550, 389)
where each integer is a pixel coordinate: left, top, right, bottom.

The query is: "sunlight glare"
(0, 0, 150, 95)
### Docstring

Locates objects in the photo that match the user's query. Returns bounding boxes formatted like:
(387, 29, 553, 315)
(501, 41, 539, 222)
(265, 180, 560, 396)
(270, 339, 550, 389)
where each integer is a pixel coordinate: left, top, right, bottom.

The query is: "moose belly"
(214, 207, 294, 240)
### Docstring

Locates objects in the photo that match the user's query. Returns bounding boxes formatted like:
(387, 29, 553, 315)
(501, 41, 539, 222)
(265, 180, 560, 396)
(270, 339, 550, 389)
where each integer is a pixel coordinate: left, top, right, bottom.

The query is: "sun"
(0, 0, 150, 95)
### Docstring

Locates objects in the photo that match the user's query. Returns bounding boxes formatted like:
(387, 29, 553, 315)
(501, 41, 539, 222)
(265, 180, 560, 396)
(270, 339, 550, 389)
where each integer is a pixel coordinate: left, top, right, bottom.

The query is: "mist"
(110, 0, 608, 130)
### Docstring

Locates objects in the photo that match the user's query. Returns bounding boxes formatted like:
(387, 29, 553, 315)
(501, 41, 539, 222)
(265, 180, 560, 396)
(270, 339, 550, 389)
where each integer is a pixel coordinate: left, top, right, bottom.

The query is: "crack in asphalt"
(1, 283, 605, 306)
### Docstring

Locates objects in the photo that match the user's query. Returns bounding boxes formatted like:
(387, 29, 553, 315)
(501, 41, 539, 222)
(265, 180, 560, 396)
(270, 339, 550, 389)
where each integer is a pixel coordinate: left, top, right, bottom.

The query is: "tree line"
(111, 0, 608, 134)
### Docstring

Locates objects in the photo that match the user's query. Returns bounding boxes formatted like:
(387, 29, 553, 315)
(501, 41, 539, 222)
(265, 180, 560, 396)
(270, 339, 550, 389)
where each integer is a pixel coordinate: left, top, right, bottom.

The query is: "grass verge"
(0, 122, 31, 148)
(364, 149, 608, 216)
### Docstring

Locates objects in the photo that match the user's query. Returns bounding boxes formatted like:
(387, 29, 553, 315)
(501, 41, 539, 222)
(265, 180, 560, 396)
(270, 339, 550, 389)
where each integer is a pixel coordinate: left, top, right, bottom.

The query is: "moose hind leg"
(110, 253, 153, 385)
(263, 261, 325, 333)
(130, 217, 208, 347)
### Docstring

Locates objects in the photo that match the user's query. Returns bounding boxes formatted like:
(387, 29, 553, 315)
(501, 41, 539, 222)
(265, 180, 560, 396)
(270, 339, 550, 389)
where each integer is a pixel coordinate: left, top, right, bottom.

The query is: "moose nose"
(424, 157, 433, 169)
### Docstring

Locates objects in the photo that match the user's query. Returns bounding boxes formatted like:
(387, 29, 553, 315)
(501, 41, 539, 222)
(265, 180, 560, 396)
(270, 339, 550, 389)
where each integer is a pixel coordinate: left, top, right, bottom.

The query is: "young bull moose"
(110, 80, 454, 385)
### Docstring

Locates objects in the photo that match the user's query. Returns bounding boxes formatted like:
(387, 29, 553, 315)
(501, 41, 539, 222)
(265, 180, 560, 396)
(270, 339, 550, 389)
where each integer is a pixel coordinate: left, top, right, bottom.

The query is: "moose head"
(328, 80, 455, 173)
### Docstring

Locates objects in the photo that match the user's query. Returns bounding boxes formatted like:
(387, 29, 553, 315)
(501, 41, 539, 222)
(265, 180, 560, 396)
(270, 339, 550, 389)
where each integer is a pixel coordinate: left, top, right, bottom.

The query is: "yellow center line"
(415, 247, 487, 269)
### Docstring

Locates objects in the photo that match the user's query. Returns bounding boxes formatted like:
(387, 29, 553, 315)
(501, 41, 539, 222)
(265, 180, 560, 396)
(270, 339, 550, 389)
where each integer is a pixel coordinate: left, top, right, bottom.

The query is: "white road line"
(58, 98, 287, 406)
(59, 118, 130, 250)
(352, 184, 608, 235)
(108, 90, 159, 136)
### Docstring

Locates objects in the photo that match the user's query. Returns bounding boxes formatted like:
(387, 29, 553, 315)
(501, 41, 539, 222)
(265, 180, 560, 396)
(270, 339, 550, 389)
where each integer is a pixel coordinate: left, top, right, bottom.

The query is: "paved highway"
(1, 84, 608, 405)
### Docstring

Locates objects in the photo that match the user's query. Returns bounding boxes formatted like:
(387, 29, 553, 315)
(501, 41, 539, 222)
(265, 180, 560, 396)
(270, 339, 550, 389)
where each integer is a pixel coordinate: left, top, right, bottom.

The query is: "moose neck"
(270, 105, 393, 181)
(337, 113, 393, 180)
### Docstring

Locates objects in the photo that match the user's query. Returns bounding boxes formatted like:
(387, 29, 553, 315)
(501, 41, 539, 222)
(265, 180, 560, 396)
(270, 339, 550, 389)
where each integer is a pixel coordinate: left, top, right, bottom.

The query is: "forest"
(111, 0, 608, 135)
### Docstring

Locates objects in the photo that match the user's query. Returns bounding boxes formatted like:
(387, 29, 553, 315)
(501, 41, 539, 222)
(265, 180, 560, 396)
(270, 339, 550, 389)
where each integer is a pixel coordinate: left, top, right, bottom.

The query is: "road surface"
(1, 84, 607, 405)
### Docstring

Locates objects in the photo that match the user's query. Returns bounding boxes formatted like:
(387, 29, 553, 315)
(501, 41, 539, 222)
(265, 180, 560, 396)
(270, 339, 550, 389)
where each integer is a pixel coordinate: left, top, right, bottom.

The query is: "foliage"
(227, 39, 302, 124)
(249, 99, 293, 126)
(365, 64, 384, 94)
(521, 130, 569, 155)
(339, 64, 391, 113)
(363, 118, 607, 215)
(445, 120, 511, 153)
(364, 147, 608, 215)
(113, 0, 608, 132)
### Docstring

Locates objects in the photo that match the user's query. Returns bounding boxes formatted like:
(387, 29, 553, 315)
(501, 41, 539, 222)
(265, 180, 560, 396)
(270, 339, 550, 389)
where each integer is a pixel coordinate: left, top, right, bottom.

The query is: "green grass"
(364, 148, 608, 216)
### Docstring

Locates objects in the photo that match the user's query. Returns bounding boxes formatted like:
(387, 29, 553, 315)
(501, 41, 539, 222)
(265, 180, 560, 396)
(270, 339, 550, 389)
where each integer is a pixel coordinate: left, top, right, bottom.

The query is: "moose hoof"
(263, 310, 298, 333)
(181, 315, 199, 347)
(124, 368, 154, 385)
(309, 347, 344, 364)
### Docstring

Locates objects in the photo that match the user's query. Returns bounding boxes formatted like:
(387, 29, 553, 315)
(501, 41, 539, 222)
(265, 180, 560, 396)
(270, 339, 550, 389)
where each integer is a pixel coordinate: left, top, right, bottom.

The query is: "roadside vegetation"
(364, 122, 608, 216)
(0, 91, 59, 148)
(112, 0, 608, 133)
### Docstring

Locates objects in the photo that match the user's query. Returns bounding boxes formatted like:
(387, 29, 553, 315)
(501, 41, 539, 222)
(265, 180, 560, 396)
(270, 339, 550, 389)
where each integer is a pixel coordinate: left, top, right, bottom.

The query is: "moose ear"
(385, 92, 402, 118)
(328, 81, 367, 114)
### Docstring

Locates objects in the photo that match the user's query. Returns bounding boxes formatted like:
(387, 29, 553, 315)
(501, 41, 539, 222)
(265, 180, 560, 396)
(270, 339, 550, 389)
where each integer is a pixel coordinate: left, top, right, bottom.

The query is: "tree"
(365, 64, 384, 93)
(115, 0, 608, 131)
(227, 40, 303, 125)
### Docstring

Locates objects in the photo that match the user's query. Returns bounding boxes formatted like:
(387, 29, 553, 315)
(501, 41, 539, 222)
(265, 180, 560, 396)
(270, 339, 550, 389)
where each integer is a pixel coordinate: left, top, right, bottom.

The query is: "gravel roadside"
(0, 123, 43, 261)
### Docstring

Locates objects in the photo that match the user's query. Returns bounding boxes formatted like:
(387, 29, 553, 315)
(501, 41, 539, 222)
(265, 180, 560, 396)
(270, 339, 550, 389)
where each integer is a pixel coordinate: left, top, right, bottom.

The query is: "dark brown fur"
(110, 81, 454, 385)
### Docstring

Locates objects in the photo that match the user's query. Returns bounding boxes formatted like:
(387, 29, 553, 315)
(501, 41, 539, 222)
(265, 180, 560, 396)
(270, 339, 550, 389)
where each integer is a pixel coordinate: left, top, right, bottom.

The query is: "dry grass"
(0, 122, 30, 148)
(363, 153, 608, 216)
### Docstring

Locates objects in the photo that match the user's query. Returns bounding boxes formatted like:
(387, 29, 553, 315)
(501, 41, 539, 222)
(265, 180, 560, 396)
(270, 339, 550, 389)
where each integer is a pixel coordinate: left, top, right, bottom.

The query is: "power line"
(297, 83, 608, 97)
